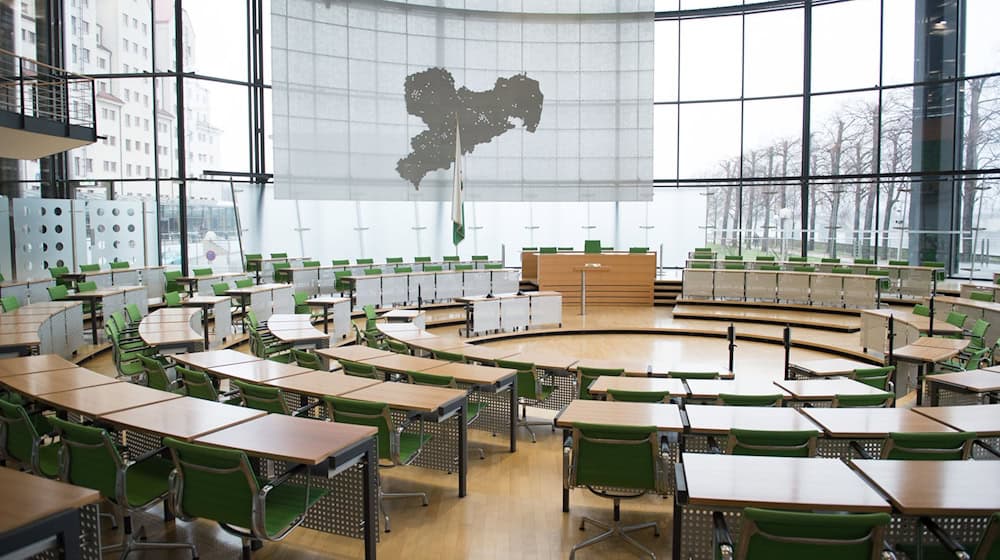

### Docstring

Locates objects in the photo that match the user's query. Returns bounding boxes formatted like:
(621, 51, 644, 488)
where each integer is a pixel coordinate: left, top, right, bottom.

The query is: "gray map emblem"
(397, 67, 543, 189)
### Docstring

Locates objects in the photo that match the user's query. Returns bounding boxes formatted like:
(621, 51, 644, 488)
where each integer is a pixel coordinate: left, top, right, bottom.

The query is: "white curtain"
(272, 0, 653, 201)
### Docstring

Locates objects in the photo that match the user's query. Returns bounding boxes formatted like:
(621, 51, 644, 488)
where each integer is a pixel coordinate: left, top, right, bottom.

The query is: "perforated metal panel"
(77, 200, 145, 268)
(12, 198, 75, 281)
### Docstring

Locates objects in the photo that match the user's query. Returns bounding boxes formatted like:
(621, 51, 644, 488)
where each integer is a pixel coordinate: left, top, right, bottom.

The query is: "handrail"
(0, 48, 96, 129)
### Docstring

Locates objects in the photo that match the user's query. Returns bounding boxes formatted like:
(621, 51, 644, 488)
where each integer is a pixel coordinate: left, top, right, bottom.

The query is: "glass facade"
(0, 0, 997, 278)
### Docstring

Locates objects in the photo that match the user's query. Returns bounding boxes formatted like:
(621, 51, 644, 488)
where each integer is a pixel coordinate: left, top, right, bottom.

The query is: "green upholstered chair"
(690, 262, 712, 269)
(414, 256, 432, 263)
(727, 428, 818, 457)
(724, 263, 746, 270)
(667, 370, 719, 380)
(386, 338, 409, 354)
(422, 265, 443, 272)
(324, 396, 432, 532)
(946, 310, 969, 330)
(231, 379, 308, 416)
(787, 256, 807, 263)
(77, 280, 97, 292)
(606, 389, 670, 403)
(248, 328, 292, 362)
(293, 291, 310, 315)
(244, 253, 262, 274)
(629, 247, 649, 253)
(235, 278, 254, 289)
(0, 396, 59, 477)
(192, 267, 213, 276)
(47, 284, 69, 301)
(755, 256, 775, 261)
(716, 507, 891, 560)
(302, 260, 320, 268)
(539, 247, 557, 254)
(831, 266, 854, 274)
(905, 512, 1000, 560)
(853, 258, 875, 265)
(889, 260, 909, 266)
(356, 258, 374, 265)
(724, 255, 743, 261)
(363, 268, 383, 276)
(881, 432, 976, 460)
(443, 256, 461, 262)
(79, 263, 101, 272)
(271, 262, 291, 283)
(0, 295, 19, 312)
(340, 358, 380, 380)
(576, 366, 623, 400)
(912, 303, 931, 317)
(124, 303, 143, 326)
(564, 423, 664, 559)
(49, 265, 71, 288)
(793, 265, 815, 272)
(331, 259, 350, 266)
(164, 437, 326, 558)
(353, 323, 387, 351)
(176, 365, 239, 405)
(431, 349, 465, 363)
(49, 417, 198, 559)
(970, 291, 995, 302)
(270, 253, 288, 259)
(164, 291, 182, 307)
(852, 366, 894, 392)
(109, 311, 138, 339)
(139, 355, 184, 394)
(406, 370, 486, 459)
(832, 392, 893, 408)
(497, 359, 556, 443)
(584, 240, 602, 254)
(334, 270, 352, 293)
(821, 257, 841, 264)
(718, 394, 783, 407)
(937, 347, 989, 373)
(291, 348, 324, 371)
(484, 263, 504, 269)
(471, 255, 489, 261)
(965, 319, 991, 356)
(362, 304, 380, 332)
(164, 270, 183, 293)
(453, 264, 473, 271)
(385, 257, 403, 264)
(758, 264, 781, 271)
(106, 325, 155, 380)
(211, 282, 231, 297)
(394, 266, 413, 274)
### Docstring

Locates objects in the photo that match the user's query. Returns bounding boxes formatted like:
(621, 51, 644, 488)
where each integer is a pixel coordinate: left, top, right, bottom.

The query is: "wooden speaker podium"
(521, 251, 655, 306)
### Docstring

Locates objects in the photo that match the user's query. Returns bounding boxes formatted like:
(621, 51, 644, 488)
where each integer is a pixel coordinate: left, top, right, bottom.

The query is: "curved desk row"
(139, 307, 204, 354)
(58, 266, 166, 300)
(682, 268, 883, 308)
(266, 313, 331, 349)
(0, 277, 56, 306)
(930, 295, 1000, 348)
(224, 282, 293, 323)
(346, 268, 520, 310)
(686, 259, 939, 299)
(960, 283, 999, 300)
(287, 259, 503, 295)
(0, 354, 380, 558)
(0, 301, 84, 358)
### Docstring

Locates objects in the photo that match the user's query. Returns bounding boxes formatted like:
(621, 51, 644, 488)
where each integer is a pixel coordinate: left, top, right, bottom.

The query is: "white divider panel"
(0, 196, 11, 281)
(143, 201, 158, 266)
(12, 198, 75, 281)
(80, 200, 144, 268)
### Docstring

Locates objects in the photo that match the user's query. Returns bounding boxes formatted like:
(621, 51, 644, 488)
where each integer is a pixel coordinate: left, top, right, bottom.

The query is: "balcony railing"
(0, 48, 95, 128)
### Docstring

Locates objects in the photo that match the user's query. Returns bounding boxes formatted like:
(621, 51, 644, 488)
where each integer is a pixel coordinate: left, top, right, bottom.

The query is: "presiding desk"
(521, 251, 655, 306)
(0, 467, 102, 560)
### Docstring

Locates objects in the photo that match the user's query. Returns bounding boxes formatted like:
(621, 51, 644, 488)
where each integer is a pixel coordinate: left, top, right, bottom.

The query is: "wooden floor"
(76, 303, 889, 559)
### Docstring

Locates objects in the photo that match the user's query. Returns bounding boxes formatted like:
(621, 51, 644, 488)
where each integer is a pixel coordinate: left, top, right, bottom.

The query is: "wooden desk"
(587, 376, 686, 397)
(266, 371, 382, 398)
(514, 350, 578, 372)
(925, 369, 1000, 405)
(102, 397, 266, 441)
(0, 367, 119, 396)
(65, 288, 126, 345)
(0, 467, 101, 560)
(338, 381, 471, 498)
(361, 354, 448, 378)
(39, 382, 183, 417)
(0, 354, 77, 378)
(378, 326, 441, 343)
(787, 357, 876, 379)
(800, 407, 956, 439)
(459, 344, 522, 364)
(209, 360, 312, 383)
(316, 345, 394, 368)
(774, 378, 889, 401)
(913, 404, 1000, 436)
(171, 349, 261, 370)
(684, 405, 820, 435)
(555, 399, 684, 431)
(522, 251, 654, 306)
(911, 337, 971, 351)
(305, 295, 351, 337)
(894, 338, 969, 405)
(683, 378, 788, 400)
(422, 361, 520, 453)
(852, 459, 1000, 516)
(182, 295, 232, 349)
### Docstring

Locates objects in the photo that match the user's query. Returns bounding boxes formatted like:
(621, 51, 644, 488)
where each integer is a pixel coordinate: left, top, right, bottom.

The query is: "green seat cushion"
(37, 442, 60, 478)
(398, 432, 434, 464)
(124, 456, 174, 507)
(263, 482, 329, 537)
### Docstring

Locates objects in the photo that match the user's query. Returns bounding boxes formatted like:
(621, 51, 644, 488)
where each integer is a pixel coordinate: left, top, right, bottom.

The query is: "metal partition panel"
(78, 200, 145, 268)
(12, 198, 75, 280)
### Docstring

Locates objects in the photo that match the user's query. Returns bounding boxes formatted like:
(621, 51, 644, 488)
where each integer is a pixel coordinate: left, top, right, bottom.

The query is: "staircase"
(654, 279, 681, 306)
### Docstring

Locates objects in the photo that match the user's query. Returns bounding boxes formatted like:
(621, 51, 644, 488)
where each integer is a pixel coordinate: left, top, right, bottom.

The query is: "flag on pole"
(451, 119, 465, 247)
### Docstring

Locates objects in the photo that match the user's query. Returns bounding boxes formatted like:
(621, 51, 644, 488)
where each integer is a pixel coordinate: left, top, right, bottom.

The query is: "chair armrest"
(255, 464, 313, 540)
(713, 511, 735, 560)
(263, 463, 309, 491)
(919, 517, 970, 560)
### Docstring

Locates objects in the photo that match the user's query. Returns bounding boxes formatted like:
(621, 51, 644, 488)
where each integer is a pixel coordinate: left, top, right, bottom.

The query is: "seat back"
(408, 370, 457, 388)
(163, 437, 259, 532)
(431, 349, 465, 363)
(755, 256, 775, 262)
(454, 264, 474, 271)
(831, 267, 854, 274)
(331, 259, 350, 266)
(385, 257, 403, 264)
(629, 247, 649, 253)
(235, 278, 254, 289)
(854, 258, 875, 265)
(192, 267, 213, 277)
(724, 263, 746, 270)
(498, 359, 545, 401)
(48, 417, 122, 500)
(212, 282, 231, 297)
(577, 366, 623, 400)
(570, 422, 659, 492)
(302, 260, 320, 267)
(820, 257, 841, 264)
(912, 304, 931, 317)
(47, 284, 69, 300)
(271, 262, 291, 282)
(340, 359, 379, 379)
(324, 397, 394, 460)
(787, 256, 807, 263)
(539, 247, 557, 254)
(244, 253, 262, 273)
(108, 262, 129, 271)
(973, 512, 1000, 560)
(293, 291, 310, 314)
(737, 507, 890, 559)
(606, 389, 670, 403)
(177, 366, 219, 401)
(77, 281, 97, 292)
(471, 255, 489, 261)
(386, 339, 409, 354)
(79, 263, 101, 272)
(728, 428, 818, 457)
(668, 370, 720, 380)
(363, 268, 382, 276)
(852, 366, 894, 391)
(164, 270, 183, 293)
(690, 262, 712, 269)
(832, 392, 893, 408)
(0, 296, 19, 312)
(583, 240, 602, 254)
(164, 291, 182, 307)
(946, 311, 968, 329)
(334, 270, 352, 292)
(291, 349, 323, 370)
(0, 396, 43, 467)
(443, 255, 460, 262)
(140, 355, 174, 391)
(882, 432, 976, 460)
(270, 253, 288, 259)
(49, 265, 69, 279)
(414, 256, 431, 262)
(232, 380, 289, 414)
(423, 265, 443, 272)
(718, 394, 783, 407)
(362, 305, 379, 331)
(793, 265, 815, 272)
(394, 266, 413, 273)
(125, 303, 142, 324)
(356, 258, 374, 265)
